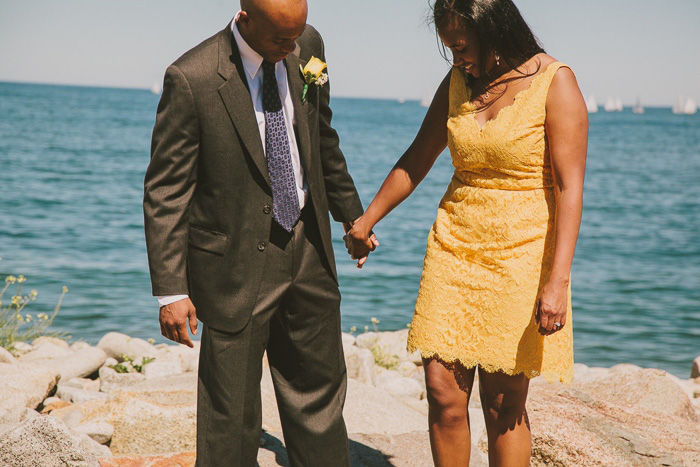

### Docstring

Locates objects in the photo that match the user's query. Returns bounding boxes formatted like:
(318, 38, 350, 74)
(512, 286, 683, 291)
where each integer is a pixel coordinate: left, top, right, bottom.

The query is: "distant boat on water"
(604, 96, 623, 112)
(585, 94, 598, 113)
(150, 81, 162, 95)
(420, 96, 431, 108)
(673, 96, 697, 115)
(632, 98, 644, 114)
(397, 97, 406, 104)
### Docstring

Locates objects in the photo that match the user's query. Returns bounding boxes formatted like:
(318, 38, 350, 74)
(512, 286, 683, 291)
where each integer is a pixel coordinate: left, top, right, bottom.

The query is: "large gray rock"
(0, 413, 111, 466)
(0, 346, 16, 364)
(0, 363, 60, 423)
(28, 347, 107, 381)
(572, 364, 698, 421)
(97, 332, 157, 361)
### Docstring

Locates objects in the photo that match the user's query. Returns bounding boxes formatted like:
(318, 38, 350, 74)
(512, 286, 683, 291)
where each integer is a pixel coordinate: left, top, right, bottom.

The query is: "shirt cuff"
(157, 295, 189, 307)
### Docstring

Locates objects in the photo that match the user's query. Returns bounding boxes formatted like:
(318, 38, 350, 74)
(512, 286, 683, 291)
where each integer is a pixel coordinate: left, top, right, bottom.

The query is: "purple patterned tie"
(262, 60, 301, 232)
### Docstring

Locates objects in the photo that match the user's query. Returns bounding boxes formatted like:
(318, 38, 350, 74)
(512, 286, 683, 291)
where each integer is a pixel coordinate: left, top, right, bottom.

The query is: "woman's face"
(438, 21, 484, 78)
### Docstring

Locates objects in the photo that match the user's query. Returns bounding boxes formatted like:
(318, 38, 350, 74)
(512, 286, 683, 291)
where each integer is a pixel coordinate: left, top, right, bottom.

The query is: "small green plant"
(109, 355, 156, 374)
(0, 259, 69, 350)
(370, 344, 401, 370)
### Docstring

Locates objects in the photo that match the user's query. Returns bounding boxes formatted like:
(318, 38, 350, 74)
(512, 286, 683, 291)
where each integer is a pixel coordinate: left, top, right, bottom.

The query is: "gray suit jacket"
(144, 23, 363, 333)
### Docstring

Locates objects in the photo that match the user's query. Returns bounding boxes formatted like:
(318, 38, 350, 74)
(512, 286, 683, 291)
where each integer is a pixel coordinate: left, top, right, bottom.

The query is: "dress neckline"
(462, 61, 561, 132)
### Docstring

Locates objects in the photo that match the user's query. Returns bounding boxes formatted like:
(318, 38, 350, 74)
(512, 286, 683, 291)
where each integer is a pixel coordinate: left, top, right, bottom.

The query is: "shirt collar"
(232, 11, 264, 80)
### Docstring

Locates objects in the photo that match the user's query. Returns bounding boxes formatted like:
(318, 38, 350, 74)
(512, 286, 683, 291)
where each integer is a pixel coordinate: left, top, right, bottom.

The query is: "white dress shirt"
(157, 12, 308, 308)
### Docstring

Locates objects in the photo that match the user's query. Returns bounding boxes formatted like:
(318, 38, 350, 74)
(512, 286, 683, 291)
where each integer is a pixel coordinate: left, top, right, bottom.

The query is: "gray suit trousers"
(195, 205, 350, 467)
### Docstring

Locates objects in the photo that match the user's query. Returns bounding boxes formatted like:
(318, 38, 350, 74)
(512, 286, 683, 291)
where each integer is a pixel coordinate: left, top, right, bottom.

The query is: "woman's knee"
(425, 366, 471, 426)
(479, 372, 530, 431)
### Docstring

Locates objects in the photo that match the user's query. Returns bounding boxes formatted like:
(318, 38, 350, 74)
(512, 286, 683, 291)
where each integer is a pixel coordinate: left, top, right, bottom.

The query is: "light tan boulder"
(63, 377, 101, 392)
(0, 362, 60, 423)
(155, 344, 199, 373)
(28, 346, 107, 381)
(0, 346, 16, 364)
(32, 336, 71, 349)
(344, 347, 376, 385)
(99, 365, 145, 393)
(97, 332, 157, 361)
(344, 378, 427, 435)
(143, 360, 183, 379)
(377, 376, 425, 401)
(74, 421, 114, 445)
(9, 341, 33, 356)
(56, 384, 108, 404)
(19, 342, 73, 361)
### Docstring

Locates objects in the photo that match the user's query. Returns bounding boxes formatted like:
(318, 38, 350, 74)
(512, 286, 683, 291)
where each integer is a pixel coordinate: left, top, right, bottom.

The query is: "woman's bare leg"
(478, 369, 531, 466)
(423, 357, 476, 466)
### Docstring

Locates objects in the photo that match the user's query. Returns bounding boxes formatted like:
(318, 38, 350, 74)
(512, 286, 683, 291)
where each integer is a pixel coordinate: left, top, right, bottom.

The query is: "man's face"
(238, 4, 308, 63)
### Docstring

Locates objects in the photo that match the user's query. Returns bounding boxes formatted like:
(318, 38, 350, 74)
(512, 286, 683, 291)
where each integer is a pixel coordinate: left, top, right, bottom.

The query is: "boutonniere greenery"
(300, 57, 328, 104)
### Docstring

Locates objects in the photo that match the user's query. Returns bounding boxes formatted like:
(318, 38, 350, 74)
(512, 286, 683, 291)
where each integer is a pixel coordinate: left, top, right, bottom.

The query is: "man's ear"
(238, 11, 251, 28)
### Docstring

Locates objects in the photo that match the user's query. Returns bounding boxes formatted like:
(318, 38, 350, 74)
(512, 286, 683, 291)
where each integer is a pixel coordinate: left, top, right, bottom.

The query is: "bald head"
(237, 0, 308, 62)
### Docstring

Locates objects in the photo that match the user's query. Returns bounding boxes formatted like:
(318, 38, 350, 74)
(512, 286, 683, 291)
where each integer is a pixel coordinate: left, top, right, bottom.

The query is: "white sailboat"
(673, 96, 685, 114)
(673, 96, 697, 115)
(604, 96, 622, 112)
(585, 94, 598, 113)
(150, 80, 162, 95)
(397, 97, 406, 104)
(632, 98, 644, 114)
(682, 97, 697, 115)
(420, 95, 432, 108)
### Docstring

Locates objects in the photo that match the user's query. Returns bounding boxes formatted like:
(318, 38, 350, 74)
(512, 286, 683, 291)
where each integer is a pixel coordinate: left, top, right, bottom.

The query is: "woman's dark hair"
(432, 0, 545, 80)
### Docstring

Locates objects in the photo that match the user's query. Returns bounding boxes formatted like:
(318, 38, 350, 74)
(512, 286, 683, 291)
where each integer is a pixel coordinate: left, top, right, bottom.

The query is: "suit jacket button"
(263, 205, 272, 215)
(257, 241, 266, 252)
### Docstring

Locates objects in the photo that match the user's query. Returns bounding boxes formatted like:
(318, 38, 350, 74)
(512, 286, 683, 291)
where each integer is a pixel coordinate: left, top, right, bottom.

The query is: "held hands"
(159, 297, 198, 347)
(343, 218, 379, 268)
(535, 277, 569, 336)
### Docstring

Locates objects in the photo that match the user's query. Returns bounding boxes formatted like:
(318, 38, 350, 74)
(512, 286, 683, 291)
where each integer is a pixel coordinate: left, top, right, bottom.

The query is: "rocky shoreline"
(1, 330, 700, 466)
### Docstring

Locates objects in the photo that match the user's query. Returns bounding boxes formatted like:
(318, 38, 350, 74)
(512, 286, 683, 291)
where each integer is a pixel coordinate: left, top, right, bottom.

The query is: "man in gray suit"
(143, 0, 376, 465)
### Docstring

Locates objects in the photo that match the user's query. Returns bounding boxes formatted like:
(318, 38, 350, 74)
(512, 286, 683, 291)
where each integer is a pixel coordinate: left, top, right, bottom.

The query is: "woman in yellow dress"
(345, 0, 588, 465)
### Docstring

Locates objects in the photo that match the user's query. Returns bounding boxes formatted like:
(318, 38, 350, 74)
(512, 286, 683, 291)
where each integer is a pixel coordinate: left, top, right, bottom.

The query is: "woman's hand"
(343, 217, 379, 268)
(535, 277, 569, 336)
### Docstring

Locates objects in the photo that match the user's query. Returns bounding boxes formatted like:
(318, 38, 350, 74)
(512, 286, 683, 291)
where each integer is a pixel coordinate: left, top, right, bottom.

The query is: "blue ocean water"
(1, 82, 698, 378)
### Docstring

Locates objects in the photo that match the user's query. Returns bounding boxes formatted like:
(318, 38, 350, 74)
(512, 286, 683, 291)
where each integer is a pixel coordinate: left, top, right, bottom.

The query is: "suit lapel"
(284, 52, 313, 179)
(216, 25, 271, 187)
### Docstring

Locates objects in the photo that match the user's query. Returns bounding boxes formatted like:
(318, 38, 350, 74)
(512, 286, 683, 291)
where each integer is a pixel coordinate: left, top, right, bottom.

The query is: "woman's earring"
(495, 53, 501, 66)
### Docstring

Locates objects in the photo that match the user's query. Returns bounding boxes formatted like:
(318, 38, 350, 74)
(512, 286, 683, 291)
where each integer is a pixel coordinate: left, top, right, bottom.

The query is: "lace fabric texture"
(407, 62, 574, 384)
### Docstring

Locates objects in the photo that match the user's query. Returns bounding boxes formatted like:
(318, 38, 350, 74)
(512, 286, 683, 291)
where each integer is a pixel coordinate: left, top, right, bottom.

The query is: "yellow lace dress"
(407, 62, 574, 384)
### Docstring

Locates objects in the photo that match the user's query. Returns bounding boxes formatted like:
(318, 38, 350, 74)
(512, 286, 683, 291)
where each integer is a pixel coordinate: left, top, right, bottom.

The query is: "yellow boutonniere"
(300, 56, 328, 104)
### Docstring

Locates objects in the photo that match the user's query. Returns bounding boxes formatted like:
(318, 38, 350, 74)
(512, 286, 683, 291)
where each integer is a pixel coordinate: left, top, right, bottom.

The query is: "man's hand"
(343, 218, 379, 268)
(159, 298, 198, 347)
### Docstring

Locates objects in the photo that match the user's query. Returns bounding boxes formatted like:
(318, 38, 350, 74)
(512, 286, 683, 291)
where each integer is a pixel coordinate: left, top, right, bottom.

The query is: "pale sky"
(1, 0, 698, 106)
